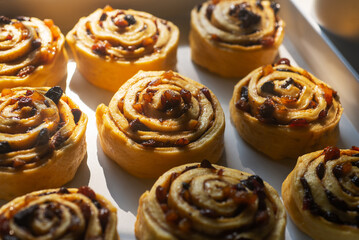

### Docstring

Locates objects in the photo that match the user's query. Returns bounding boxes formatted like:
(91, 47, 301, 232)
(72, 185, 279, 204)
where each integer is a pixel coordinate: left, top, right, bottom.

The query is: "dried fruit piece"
(71, 109, 82, 124)
(45, 86, 63, 104)
(77, 186, 96, 200)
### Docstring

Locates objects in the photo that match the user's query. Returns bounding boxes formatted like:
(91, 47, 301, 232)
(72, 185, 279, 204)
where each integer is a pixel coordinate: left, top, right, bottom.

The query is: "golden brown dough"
(229, 59, 343, 160)
(0, 87, 87, 200)
(282, 146, 359, 240)
(0, 16, 67, 89)
(66, 6, 179, 92)
(0, 186, 119, 239)
(96, 70, 225, 178)
(135, 160, 286, 240)
(190, 0, 284, 77)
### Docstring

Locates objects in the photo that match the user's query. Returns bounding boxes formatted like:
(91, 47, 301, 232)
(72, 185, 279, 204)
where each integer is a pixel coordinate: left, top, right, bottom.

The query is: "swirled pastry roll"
(66, 6, 179, 92)
(190, 0, 284, 77)
(135, 160, 286, 239)
(0, 16, 67, 89)
(0, 86, 87, 200)
(282, 146, 359, 240)
(0, 186, 118, 240)
(96, 70, 225, 178)
(229, 59, 343, 160)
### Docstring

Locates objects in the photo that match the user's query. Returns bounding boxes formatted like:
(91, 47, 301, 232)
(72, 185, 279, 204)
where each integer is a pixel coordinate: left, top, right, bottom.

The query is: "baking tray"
(1, 0, 359, 239)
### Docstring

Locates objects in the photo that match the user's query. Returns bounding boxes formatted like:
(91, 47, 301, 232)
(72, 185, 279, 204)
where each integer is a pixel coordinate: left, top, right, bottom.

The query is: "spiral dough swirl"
(0, 87, 87, 200)
(282, 146, 359, 240)
(0, 16, 67, 88)
(70, 6, 176, 60)
(0, 187, 118, 240)
(194, 0, 281, 46)
(96, 70, 225, 178)
(229, 59, 343, 160)
(66, 6, 179, 92)
(135, 161, 286, 239)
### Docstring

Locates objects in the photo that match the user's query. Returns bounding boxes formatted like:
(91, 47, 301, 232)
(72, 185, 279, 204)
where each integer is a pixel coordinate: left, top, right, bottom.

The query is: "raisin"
(99, 208, 110, 230)
(242, 175, 264, 191)
(161, 90, 181, 110)
(49, 132, 64, 149)
(124, 14, 136, 25)
(206, 4, 215, 19)
(45, 86, 63, 104)
(92, 41, 107, 55)
(238, 7, 261, 28)
(260, 81, 276, 95)
(318, 110, 327, 119)
(14, 204, 39, 227)
(277, 58, 290, 66)
(182, 182, 190, 190)
(17, 65, 35, 77)
(256, 0, 264, 10)
(175, 138, 189, 147)
(58, 187, 69, 194)
(99, 13, 107, 21)
(351, 146, 359, 151)
(289, 119, 309, 127)
(316, 162, 325, 180)
(200, 88, 212, 102)
(165, 210, 179, 224)
(0, 141, 11, 154)
(258, 98, 275, 119)
(156, 186, 167, 203)
(36, 128, 49, 145)
(0, 16, 11, 24)
(0, 214, 10, 235)
(79, 203, 91, 221)
(217, 169, 224, 176)
(323, 146, 340, 161)
(77, 186, 96, 200)
(71, 108, 82, 124)
(180, 89, 191, 104)
(129, 118, 148, 131)
(270, 2, 280, 14)
(197, 3, 203, 12)
(17, 96, 32, 108)
(200, 159, 215, 169)
(260, 36, 274, 47)
(333, 162, 351, 178)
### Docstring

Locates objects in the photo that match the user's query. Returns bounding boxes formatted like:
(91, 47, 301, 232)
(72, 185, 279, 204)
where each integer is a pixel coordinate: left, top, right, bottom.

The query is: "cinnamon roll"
(0, 86, 87, 200)
(135, 160, 286, 239)
(66, 6, 179, 92)
(190, 0, 284, 77)
(0, 186, 118, 240)
(96, 70, 225, 178)
(229, 59, 343, 160)
(0, 16, 67, 89)
(282, 146, 359, 240)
